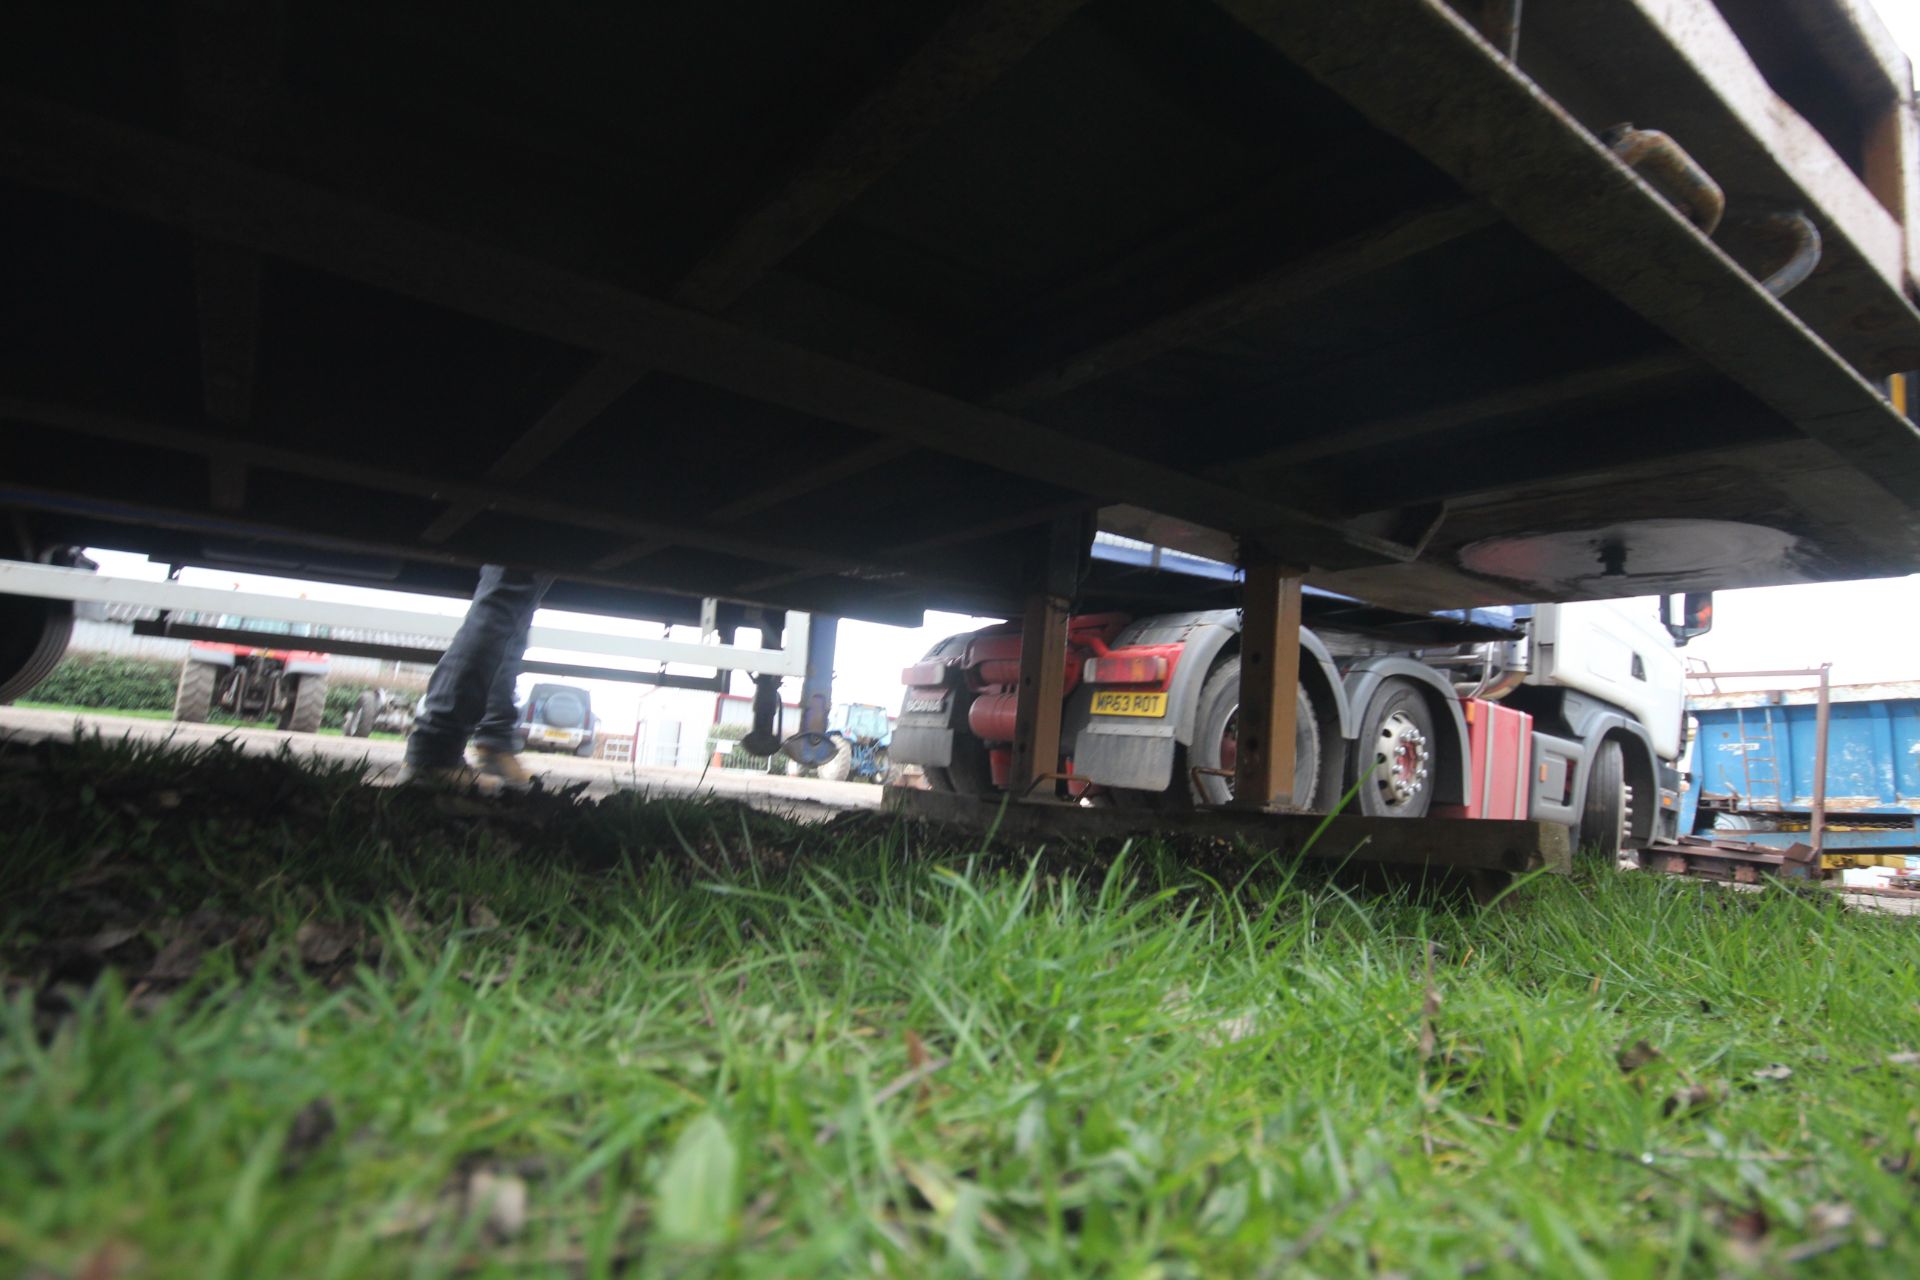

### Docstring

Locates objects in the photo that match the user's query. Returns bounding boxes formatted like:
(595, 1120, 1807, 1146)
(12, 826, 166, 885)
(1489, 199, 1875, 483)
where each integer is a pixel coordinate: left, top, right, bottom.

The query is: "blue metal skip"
(1688, 686, 1920, 815)
(1682, 683, 1920, 853)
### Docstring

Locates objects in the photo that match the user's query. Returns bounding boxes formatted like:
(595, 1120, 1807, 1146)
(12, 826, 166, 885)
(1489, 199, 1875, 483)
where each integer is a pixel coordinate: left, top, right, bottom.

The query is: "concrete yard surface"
(0, 706, 883, 819)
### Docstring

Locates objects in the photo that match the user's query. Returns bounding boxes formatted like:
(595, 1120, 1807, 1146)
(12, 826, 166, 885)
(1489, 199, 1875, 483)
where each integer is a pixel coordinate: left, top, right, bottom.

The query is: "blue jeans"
(406, 565, 552, 768)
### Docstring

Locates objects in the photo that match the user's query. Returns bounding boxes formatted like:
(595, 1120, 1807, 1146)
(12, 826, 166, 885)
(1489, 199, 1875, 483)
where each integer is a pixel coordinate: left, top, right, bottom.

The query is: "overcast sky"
(80, 1, 1920, 731)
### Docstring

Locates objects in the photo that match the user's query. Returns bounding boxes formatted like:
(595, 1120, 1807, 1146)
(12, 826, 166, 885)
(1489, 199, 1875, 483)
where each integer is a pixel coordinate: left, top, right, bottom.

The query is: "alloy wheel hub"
(1375, 711, 1430, 805)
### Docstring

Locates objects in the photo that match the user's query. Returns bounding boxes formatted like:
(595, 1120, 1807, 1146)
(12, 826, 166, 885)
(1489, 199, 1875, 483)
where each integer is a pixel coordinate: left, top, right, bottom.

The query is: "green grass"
(16, 701, 406, 741)
(3, 736, 1919, 1277)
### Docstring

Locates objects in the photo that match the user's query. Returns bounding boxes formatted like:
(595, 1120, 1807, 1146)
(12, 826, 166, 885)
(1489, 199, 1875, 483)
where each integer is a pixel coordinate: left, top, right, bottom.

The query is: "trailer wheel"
(0, 594, 74, 705)
(1112, 657, 1321, 810)
(175, 659, 218, 723)
(282, 673, 327, 734)
(1577, 739, 1628, 861)
(1351, 679, 1436, 818)
(343, 690, 379, 738)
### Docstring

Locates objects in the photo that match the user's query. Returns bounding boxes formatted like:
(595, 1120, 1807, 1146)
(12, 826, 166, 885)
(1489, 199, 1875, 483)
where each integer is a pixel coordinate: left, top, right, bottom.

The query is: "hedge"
(23, 654, 179, 712)
(22, 653, 428, 728)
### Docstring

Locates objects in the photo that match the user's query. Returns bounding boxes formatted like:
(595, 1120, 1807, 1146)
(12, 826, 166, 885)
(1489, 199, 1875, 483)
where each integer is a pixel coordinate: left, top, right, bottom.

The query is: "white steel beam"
(0, 561, 809, 679)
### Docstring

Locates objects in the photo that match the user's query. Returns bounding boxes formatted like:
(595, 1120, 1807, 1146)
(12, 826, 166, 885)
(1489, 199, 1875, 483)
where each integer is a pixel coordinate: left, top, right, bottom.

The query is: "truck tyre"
(925, 719, 995, 796)
(175, 659, 218, 723)
(575, 737, 596, 757)
(0, 595, 74, 705)
(343, 690, 379, 738)
(1351, 678, 1437, 818)
(283, 673, 327, 734)
(1578, 739, 1628, 861)
(1112, 657, 1321, 811)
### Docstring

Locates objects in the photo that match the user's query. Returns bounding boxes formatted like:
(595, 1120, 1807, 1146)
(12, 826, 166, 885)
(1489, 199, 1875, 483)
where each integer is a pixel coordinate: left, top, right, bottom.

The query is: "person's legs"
(472, 603, 537, 755)
(405, 566, 550, 771)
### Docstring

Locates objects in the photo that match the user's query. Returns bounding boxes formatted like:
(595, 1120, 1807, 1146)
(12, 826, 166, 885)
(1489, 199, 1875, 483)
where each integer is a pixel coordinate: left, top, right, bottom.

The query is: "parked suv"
(516, 682, 596, 757)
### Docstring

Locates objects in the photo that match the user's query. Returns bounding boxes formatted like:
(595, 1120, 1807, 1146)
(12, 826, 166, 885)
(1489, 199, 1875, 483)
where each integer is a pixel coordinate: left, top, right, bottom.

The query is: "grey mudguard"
(1069, 610, 1351, 793)
(1341, 656, 1472, 806)
(886, 630, 976, 769)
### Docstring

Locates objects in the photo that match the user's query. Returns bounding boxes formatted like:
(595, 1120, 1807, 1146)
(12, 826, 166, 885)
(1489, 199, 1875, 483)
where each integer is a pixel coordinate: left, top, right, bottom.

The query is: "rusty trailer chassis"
(885, 785, 1571, 899)
(1638, 836, 1823, 884)
(4, 1, 1920, 876)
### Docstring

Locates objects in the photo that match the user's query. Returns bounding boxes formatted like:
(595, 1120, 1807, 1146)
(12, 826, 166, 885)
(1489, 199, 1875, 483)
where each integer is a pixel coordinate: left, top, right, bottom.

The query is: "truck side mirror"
(1664, 591, 1714, 645)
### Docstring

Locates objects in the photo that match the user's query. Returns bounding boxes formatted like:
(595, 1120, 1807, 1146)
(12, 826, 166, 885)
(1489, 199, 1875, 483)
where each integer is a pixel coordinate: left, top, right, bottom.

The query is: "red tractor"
(174, 641, 331, 733)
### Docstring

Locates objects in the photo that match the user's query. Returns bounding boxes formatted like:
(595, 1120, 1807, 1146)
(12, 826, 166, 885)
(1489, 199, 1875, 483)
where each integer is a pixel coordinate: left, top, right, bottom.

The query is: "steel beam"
(1231, 555, 1305, 811)
(1008, 590, 1071, 796)
(424, 0, 1088, 545)
(1007, 517, 1083, 795)
(0, 560, 812, 678)
(1209, 0, 1920, 503)
(0, 98, 1411, 573)
(989, 200, 1495, 408)
(887, 786, 1570, 874)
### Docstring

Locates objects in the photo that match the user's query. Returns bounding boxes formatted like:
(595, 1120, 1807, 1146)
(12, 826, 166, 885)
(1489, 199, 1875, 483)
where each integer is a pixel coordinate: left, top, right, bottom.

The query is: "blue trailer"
(1681, 681, 1920, 866)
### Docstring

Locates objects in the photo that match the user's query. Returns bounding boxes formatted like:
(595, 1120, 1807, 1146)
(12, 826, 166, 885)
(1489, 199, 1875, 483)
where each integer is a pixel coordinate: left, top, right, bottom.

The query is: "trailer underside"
(5, 0, 1920, 858)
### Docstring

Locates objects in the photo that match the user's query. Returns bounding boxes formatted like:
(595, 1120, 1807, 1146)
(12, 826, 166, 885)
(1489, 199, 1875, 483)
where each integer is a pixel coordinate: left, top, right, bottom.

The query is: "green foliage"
(322, 680, 382, 730)
(22, 654, 178, 712)
(24, 655, 425, 731)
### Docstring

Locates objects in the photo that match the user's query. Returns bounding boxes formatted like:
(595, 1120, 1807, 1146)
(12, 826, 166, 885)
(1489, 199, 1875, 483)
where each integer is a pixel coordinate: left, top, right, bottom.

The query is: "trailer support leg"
(1232, 554, 1305, 811)
(1009, 515, 1085, 797)
(1010, 591, 1070, 796)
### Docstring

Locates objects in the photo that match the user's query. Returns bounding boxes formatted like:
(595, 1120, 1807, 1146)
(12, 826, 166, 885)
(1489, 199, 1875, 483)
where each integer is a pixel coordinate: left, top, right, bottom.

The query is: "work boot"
(394, 761, 499, 794)
(472, 746, 535, 790)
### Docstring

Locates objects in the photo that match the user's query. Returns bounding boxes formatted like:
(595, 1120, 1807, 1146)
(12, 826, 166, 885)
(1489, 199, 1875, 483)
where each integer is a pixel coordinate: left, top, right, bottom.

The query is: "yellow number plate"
(1091, 690, 1168, 717)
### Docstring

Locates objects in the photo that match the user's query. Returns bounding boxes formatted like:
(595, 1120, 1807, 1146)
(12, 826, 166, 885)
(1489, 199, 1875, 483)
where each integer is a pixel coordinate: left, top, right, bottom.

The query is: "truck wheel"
(0, 594, 74, 705)
(175, 659, 218, 723)
(575, 737, 596, 758)
(283, 674, 327, 734)
(1112, 657, 1321, 810)
(1192, 657, 1321, 810)
(343, 690, 379, 738)
(925, 722, 995, 795)
(1577, 739, 1628, 861)
(1351, 678, 1436, 818)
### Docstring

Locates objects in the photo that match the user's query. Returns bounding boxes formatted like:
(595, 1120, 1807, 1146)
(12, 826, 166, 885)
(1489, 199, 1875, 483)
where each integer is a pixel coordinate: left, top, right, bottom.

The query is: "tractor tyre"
(343, 690, 379, 738)
(0, 594, 74, 705)
(816, 736, 854, 783)
(283, 673, 327, 734)
(175, 660, 218, 723)
(1577, 739, 1629, 863)
(1350, 679, 1438, 818)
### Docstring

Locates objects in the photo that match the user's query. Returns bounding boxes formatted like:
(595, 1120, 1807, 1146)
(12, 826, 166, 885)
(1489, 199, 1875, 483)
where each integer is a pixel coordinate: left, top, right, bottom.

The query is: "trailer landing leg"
(1232, 554, 1305, 811)
(1008, 515, 1084, 799)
